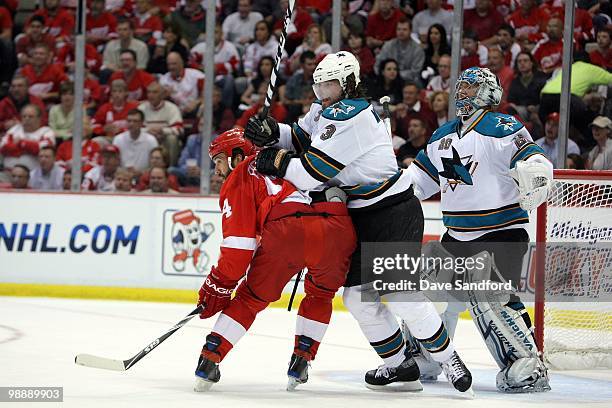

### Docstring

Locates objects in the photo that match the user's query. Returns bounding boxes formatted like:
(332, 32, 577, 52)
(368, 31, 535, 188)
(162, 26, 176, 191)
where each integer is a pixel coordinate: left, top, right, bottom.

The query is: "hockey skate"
(194, 355, 221, 392)
(287, 353, 310, 391)
(365, 350, 423, 392)
(440, 351, 474, 396)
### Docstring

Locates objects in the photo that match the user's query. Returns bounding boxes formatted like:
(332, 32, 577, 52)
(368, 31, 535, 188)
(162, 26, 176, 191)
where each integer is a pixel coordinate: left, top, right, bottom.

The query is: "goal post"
(534, 169, 612, 370)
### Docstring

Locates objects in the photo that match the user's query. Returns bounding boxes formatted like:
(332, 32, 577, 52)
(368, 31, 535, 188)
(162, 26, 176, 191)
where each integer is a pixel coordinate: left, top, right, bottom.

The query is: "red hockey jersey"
(214, 156, 308, 282)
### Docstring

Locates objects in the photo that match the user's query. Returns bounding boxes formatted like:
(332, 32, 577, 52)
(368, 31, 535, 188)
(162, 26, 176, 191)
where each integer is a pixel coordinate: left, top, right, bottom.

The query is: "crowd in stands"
(0, 0, 611, 193)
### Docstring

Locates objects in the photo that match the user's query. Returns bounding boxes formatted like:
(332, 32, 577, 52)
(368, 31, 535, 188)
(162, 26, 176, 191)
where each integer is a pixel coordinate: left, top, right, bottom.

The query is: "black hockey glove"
(255, 147, 294, 178)
(244, 115, 280, 147)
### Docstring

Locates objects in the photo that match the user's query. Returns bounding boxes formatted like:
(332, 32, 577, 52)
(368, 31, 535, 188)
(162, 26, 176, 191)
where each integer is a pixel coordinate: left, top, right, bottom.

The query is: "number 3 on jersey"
(222, 198, 233, 218)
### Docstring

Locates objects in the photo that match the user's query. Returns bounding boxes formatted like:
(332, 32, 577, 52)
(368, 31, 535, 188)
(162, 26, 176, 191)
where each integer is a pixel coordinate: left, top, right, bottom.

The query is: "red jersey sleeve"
(214, 161, 258, 283)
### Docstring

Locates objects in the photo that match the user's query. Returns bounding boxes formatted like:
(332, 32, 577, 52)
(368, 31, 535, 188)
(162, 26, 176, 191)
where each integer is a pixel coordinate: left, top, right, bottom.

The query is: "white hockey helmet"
(454, 67, 503, 117)
(313, 51, 361, 92)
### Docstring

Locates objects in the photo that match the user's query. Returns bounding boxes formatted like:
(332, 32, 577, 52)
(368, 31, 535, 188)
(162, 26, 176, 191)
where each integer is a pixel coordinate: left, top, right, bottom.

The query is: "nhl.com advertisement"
(0, 191, 223, 289)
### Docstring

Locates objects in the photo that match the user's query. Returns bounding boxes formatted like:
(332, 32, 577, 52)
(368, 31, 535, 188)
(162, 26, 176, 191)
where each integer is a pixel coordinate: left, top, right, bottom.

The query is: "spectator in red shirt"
(29, 0, 75, 45)
(55, 39, 103, 74)
(487, 48, 514, 104)
(273, 1, 313, 55)
(344, 31, 375, 78)
(91, 78, 139, 140)
(543, 0, 594, 46)
(464, 0, 505, 46)
(56, 116, 101, 173)
(589, 27, 612, 71)
(532, 17, 564, 74)
(15, 15, 56, 67)
(0, 5, 12, 42)
(235, 82, 287, 128)
(461, 30, 487, 70)
(109, 49, 155, 101)
(20, 43, 69, 103)
(507, 0, 550, 45)
(365, 0, 405, 50)
(86, 0, 118, 50)
(0, 76, 47, 133)
(393, 82, 437, 139)
(132, 0, 163, 44)
(496, 24, 522, 69)
(134, 146, 180, 191)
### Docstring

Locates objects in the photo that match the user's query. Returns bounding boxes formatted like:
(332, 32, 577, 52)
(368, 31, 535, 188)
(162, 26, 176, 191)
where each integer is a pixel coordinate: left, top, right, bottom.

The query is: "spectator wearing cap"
(15, 15, 55, 67)
(535, 112, 580, 168)
(113, 109, 158, 178)
(0, 76, 47, 133)
(109, 49, 156, 101)
(412, 0, 453, 44)
(10, 164, 30, 189)
(375, 18, 424, 85)
(365, 0, 405, 50)
(144, 166, 178, 194)
(589, 27, 612, 71)
(0, 104, 55, 171)
(102, 18, 150, 73)
(82, 144, 121, 191)
(29, 146, 64, 190)
(587, 116, 612, 170)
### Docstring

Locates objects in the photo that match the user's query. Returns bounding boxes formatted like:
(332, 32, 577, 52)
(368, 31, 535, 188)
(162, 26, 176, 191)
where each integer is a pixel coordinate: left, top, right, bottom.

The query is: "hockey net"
(535, 170, 612, 370)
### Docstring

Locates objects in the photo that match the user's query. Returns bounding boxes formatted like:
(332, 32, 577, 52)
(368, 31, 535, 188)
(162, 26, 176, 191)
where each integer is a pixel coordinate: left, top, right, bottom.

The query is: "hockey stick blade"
(75, 354, 127, 371)
(74, 304, 204, 372)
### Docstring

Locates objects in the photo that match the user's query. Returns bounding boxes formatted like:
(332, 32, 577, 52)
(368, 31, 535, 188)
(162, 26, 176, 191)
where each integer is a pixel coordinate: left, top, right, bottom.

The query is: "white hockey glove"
(510, 159, 552, 211)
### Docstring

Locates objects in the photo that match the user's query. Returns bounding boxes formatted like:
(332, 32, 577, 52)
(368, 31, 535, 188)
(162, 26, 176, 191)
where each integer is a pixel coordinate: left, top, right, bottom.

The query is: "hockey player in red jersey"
(194, 128, 356, 392)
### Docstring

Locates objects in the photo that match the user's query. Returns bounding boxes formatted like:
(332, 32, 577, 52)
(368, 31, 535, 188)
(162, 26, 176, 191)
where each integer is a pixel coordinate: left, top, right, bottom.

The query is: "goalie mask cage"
(535, 169, 612, 370)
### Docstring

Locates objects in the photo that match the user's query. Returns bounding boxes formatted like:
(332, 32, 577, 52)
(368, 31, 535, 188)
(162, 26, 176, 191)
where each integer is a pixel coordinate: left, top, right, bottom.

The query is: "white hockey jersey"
(277, 98, 413, 209)
(407, 109, 549, 240)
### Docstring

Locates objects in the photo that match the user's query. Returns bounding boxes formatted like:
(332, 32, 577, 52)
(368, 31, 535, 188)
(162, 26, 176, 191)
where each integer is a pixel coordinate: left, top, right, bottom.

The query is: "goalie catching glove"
(198, 267, 237, 319)
(256, 147, 295, 178)
(510, 157, 553, 211)
(244, 115, 280, 147)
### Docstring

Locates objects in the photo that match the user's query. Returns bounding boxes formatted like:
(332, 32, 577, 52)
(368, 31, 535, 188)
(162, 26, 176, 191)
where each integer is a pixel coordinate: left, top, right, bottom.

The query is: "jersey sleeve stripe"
(510, 143, 546, 168)
(414, 150, 440, 184)
(300, 147, 345, 182)
(343, 170, 402, 198)
(308, 146, 345, 171)
(221, 236, 258, 250)
(291, 124, 311, 154)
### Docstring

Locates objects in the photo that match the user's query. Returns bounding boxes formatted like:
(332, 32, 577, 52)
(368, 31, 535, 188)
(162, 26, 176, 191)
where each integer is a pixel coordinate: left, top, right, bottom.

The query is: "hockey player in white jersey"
(405, 66, 553, 393)
(244, 51, 473, 395)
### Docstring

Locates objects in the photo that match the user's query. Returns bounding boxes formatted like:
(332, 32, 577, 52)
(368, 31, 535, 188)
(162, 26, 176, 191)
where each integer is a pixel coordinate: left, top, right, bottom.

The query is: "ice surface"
(1, 297, 611, 408)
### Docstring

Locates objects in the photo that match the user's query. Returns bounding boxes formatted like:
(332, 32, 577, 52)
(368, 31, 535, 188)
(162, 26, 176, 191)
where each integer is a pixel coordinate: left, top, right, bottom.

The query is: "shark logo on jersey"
(495, 115, 518, 132)
(329, 101, 355, 118)
(439, 146, 479, 192)
(320, 124, 336, 140)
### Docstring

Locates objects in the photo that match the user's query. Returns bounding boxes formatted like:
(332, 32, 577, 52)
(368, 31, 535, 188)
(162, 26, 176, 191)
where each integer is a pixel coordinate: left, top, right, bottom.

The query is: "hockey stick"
(260, 0, 296, 118)
(75, 304, 204, 371)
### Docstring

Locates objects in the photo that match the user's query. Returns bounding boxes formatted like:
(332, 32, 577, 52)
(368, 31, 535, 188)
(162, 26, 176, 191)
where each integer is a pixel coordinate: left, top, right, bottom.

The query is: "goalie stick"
(260, 0, 296, 118)
(75, 304, 204, 371)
